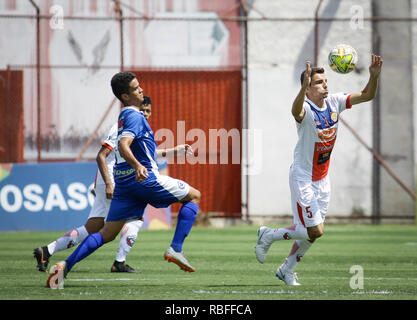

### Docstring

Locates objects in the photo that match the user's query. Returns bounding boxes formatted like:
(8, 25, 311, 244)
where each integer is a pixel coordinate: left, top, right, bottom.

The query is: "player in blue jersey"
(34, 119, 143, 274)
(34, 95, 181, 275)
(46, 72, 201, 289)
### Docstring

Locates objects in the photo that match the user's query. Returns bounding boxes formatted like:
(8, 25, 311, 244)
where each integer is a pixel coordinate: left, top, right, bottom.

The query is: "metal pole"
(371, 0, 381, 224)
(340, 116, 416, 201)
(29, 0, 41, 162)
(114, 0, 124, 71)
(240, 0, 250, 221)
(76, 97, 117, 161)
(6, 65, 11, 161)
(3, 13, 417, 23)
(314, 0, 324, 67)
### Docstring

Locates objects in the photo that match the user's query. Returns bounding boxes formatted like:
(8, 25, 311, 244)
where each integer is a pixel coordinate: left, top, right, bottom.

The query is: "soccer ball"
(328, 44, 358, 74)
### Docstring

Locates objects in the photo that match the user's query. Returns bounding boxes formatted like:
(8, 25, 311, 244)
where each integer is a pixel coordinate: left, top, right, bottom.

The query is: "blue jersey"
(113, 106, 158, 184)
(107, 107, 190, 222)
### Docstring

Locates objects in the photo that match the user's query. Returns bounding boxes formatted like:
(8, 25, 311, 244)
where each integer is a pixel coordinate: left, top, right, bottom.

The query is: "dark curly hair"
(110, 72, 136, 103)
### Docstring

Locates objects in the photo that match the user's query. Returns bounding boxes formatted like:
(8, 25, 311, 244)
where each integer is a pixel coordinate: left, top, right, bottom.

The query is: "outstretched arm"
(156, 144, 194, 158)
(292, 61, 311, 122)
(348, 54, 383, 106)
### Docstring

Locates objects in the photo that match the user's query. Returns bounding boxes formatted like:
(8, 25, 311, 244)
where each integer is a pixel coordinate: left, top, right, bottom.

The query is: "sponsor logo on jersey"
(317, 151, 332, 165)
(318, 127, 337, 142)
(316, 144, 333, 152)
(114, 168, 135, 179)
(312, 139, 336, 181)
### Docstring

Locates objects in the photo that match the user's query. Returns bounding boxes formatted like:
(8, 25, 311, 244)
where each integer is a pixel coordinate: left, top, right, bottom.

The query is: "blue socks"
(171, 202, 198, 252)
(65, 232, 104, 272)
(64, 202, 198, 272)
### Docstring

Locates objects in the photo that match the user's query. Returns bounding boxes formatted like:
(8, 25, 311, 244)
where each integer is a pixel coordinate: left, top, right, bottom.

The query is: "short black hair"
(142, 95, 152, 106)
(300, 67, 325, 85)
(110, 72, 136, 103)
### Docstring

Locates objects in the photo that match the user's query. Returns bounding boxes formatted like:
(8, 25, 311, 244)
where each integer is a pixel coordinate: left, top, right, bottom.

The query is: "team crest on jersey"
(330, 112, 338, 122)
(118, 119, 124, 129)
(177, 181, 185, 189)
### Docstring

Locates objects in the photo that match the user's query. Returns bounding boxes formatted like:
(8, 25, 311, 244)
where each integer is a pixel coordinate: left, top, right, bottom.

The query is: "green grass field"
(1, 224, 417, 300)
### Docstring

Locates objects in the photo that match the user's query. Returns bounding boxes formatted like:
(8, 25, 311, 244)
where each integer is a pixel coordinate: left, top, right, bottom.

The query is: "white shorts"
(88, 183, 111, 219)
(289, 167, 331, 228)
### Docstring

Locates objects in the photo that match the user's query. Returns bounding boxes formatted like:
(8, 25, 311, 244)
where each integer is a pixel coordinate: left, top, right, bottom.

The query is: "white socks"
(282, 239, 313, 272)
(268, 224, 313, 273)
(115, 219, 143, 262)
(46, 219, 143, 262)
(47, 225, 89, 255)
(271, 224, 310, 241)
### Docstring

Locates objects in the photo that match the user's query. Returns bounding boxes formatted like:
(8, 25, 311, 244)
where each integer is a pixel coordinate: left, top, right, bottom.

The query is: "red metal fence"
(130, 69, 242, 216)
(0, 69, 24, 163)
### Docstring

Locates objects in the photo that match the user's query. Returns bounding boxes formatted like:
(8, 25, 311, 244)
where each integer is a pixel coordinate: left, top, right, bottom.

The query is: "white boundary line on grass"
(66, 277, 193, 282)
(330, 276, 417, 281)
(192, 289, 393, 295)
(65, 276, 417, 282)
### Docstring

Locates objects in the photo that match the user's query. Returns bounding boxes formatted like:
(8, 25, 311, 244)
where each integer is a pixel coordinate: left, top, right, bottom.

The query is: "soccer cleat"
(276, 266, 301, 286)
(110, 261, 141, 273)
(164, 247, 195, 272)
(33, 246, 50, 272)
(255, 226, 274, 263)
(46, 261, 67, 289)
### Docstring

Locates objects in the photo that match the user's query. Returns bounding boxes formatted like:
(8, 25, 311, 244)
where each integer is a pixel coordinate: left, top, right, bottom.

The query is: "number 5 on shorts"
(305, 206, 312, 218)
(297, 203, 313, 226)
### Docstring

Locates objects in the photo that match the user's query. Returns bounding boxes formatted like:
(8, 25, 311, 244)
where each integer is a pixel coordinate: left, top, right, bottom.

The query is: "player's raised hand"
(369, 54, 383, 78)
(302, 61, 312, 89)
(135, 164, 148, 182)
(176, 144, 194, 156)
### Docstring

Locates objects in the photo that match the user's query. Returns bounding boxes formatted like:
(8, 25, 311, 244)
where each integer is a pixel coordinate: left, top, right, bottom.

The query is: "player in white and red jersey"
(255, 54, 383, 285)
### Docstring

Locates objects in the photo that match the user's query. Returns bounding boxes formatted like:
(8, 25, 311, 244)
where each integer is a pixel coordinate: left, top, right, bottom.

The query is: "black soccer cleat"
(33, 246, 51, 272)
(110, 260, 141, 273)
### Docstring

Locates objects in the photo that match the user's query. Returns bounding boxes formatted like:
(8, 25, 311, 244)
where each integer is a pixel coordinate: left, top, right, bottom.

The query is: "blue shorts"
(106, 173, 190, 222)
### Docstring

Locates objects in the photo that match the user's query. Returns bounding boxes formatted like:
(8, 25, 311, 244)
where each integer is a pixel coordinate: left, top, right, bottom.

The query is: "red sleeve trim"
(94, 170, 98, 188)
(102, 142, 113, 151)
(346, 94, 352, 109)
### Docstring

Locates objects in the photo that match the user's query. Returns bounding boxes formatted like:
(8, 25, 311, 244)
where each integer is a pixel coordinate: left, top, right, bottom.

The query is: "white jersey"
(95, 123, 117, 186)
(291, 92, 351, 182)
